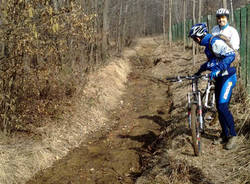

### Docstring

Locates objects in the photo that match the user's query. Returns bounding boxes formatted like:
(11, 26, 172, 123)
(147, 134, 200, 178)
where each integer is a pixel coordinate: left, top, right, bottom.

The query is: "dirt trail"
(27, 38, 245, 184)
(27, 37, 172, 184)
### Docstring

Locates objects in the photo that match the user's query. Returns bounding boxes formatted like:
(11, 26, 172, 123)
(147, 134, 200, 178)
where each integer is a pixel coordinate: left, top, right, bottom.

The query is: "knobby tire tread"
(191, 103, 201, 156)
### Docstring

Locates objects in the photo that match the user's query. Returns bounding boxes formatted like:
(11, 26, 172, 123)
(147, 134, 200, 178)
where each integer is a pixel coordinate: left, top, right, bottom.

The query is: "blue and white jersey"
(211, 39, 235, 57)
(198, 33, 236, 77)
(212, 24, 240, 50)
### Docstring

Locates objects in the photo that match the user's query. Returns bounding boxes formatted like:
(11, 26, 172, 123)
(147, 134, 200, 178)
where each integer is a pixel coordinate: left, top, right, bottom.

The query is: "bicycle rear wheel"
(191, 103, 202, 156)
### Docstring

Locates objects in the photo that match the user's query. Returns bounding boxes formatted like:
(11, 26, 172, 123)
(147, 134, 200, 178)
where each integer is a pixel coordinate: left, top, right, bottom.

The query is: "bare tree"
(94, 0, 101, 63)
(122, 2, 128, 46)
(222, 0, 227, 8)
(192, 0, 196, 65)
(230, 0, 234, 25)
(198, 0, 202, 22)
(169, 0, 172, 46)
(197, 0, 202, 53)
(143, 2, 147, 35)
(102, 0, 110, 55)
(183, 0, 186, 51)
(117, 0, 123, 53)
(163, 0, 167, 44)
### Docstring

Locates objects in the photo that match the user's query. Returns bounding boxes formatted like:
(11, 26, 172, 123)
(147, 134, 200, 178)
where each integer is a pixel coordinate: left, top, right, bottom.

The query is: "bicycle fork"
(187, 92, 204, 131)
(204, 81, 215, 109)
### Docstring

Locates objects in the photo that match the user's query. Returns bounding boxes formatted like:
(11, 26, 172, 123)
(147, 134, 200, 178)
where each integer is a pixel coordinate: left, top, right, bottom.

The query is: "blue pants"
(215, 74, 237, 137)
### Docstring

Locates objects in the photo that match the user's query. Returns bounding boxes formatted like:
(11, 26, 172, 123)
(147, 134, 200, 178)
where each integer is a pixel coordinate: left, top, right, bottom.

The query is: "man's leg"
(218, 74, 237, 149)
(218, 74, 237, 137)
(213, 80, 228, 144)
(217, 102, 236, 137)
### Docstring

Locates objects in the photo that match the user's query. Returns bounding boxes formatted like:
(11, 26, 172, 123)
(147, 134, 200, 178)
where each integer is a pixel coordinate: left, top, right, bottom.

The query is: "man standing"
(189, 23, 238, 150)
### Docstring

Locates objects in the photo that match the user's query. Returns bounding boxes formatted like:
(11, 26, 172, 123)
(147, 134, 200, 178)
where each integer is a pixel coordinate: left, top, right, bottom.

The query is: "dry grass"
(84, 58, 131, 111)
(0, 54, 132, 183)
(230, 139, 250, 184)
(229, 95, 250, 184)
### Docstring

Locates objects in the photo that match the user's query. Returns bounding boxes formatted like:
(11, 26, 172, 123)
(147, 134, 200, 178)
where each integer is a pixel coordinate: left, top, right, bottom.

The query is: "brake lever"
(177, 75, 182, 82)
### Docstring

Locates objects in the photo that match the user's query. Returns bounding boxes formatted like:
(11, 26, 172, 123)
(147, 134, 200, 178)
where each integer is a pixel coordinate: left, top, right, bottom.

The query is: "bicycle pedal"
(206, 115, 213, 120)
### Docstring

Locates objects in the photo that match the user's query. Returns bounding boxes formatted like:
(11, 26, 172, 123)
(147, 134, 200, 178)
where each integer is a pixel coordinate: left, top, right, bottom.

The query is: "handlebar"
(166, 74, 210, 82)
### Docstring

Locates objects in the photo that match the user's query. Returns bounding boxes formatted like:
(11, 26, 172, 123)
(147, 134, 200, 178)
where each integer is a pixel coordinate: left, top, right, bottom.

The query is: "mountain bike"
(166, 74, 216, 156)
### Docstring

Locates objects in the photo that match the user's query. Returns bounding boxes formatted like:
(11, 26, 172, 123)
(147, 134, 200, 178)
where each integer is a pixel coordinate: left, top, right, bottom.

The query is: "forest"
(0, 0, 248, 134)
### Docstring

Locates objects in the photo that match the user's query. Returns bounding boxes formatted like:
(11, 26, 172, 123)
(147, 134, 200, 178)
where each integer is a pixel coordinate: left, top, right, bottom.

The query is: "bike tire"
(191, 103, 201, 156)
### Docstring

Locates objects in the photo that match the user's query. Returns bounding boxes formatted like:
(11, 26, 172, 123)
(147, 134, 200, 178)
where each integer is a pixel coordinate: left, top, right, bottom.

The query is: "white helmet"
(216, 8, 230, 18)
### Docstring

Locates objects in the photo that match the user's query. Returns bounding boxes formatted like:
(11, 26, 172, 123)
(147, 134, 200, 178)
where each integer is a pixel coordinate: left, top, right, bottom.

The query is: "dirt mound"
(0, 53, 131, 183)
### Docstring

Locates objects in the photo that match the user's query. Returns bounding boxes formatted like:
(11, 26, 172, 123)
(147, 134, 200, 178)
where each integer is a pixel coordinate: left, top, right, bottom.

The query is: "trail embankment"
(0, 40, 136, 184)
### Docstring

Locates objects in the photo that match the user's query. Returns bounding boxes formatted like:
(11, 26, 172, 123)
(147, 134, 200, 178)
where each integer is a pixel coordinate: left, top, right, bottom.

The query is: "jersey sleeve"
(230, 27, 240, 50)
(197, 62, 209, 73)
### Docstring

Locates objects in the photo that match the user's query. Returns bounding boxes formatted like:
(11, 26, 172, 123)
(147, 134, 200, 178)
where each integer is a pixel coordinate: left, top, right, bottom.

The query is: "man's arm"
(195, 61, 209, 75)
(230, 27, 240, 50)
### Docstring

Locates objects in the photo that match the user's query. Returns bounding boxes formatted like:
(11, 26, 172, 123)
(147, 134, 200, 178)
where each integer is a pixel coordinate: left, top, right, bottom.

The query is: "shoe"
(213, 136, 228, 145)
(225, 136, 237, 150)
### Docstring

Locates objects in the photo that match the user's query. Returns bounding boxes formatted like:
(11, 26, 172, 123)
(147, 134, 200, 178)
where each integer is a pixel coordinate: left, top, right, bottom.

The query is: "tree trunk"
(198, 0, 202, 22)
(197, 0, 202, 53)
(163, 0, 166, 45)
(143, 3, 147, 35)
(102, 0, 110, 56)
(230, 0, 234, 25)
(169, 0, 172, 46)
(122, 2, 128, 47)
(117, 0, 123, 53)
(89, 0, 96, 65)
(222, 0, 227, 8)
(192, 0, 196, 66)
(95, 0, 100, 64)
(183, 0, 186, 51)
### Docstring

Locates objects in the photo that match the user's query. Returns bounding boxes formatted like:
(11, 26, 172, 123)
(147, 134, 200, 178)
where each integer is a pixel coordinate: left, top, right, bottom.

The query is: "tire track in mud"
(26, 38, 174, 184)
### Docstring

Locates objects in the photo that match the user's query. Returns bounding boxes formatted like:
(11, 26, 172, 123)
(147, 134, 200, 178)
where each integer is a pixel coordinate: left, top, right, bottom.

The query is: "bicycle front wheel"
(191, 103, 202, 156)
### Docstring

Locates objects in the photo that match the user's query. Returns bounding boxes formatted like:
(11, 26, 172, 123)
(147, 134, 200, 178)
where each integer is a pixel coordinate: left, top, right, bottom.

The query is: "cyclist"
(212, 8, 240, 51)
(189, 23, 237, 150)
